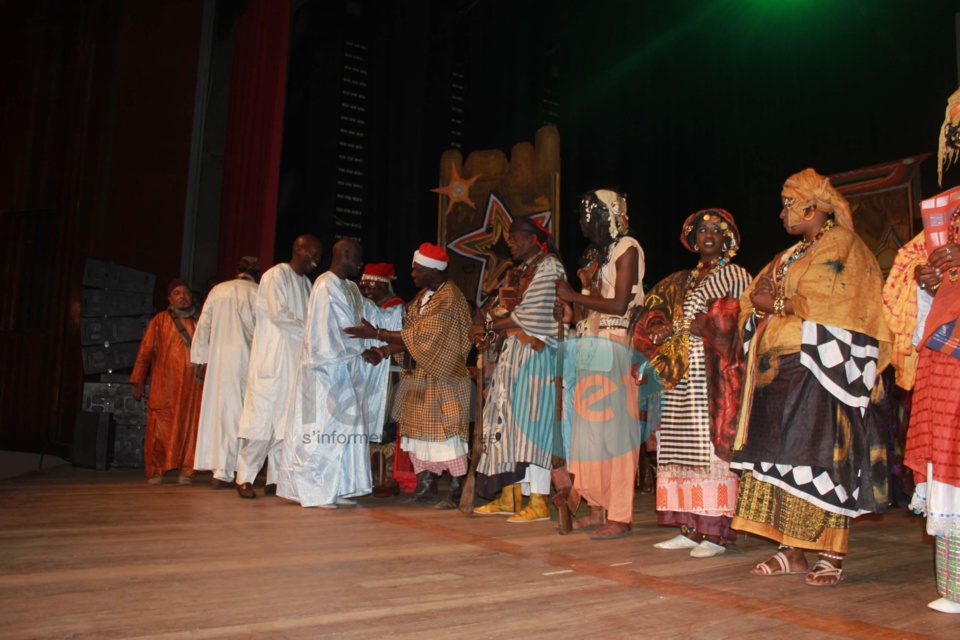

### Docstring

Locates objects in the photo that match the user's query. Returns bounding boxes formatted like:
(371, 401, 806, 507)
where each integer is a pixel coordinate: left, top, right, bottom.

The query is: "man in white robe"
(190, 256, 260, 488)
(277, 239, 402, 508)
(236, 235, 322, 499)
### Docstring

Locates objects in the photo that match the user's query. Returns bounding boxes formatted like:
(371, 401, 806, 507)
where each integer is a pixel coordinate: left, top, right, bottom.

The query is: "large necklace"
(685, 255, 727, 293)
(774, 219, 836, 294)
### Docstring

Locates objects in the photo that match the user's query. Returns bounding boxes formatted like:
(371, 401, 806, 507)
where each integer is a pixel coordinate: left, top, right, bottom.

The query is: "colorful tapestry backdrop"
(435, 126, 560, 308)
(830, 154, 929, 275)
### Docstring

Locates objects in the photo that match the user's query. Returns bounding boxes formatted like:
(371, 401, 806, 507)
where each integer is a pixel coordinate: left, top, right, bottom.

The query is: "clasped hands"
(749, 274, 777, 314)
(343, 318, 387, 365)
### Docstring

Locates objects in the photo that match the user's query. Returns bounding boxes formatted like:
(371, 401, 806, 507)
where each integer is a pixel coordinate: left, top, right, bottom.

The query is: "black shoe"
(237, 482, 256, 499)
(210, 478, 236, 490)
(264, 483, 277, 496)
(400, 471, 438, 504)
(435, 474, 463, 510)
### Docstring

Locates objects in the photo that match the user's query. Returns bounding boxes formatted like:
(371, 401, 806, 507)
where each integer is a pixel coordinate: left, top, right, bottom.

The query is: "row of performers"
(461, 168, 959, 604)
(129, 168, 959, 605)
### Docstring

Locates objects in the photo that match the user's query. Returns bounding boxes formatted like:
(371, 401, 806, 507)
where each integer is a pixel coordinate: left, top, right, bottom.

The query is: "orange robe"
(130, 309, 203, 477)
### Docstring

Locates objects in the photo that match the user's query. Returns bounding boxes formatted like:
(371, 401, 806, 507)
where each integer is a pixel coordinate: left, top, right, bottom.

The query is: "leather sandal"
(752, 551, 806, 576)
(805, 559, 845, 587)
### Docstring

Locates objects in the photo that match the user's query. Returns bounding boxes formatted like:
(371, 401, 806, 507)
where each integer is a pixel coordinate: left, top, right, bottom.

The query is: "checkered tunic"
(393, 281, 472, 442)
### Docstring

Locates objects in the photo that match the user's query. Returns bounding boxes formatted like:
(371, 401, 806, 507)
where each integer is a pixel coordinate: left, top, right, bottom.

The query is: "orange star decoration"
(432, 163, 481, 215)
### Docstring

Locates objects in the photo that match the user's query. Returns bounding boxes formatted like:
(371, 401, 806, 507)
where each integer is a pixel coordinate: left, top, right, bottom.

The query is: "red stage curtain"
(217, 0, 289, 278)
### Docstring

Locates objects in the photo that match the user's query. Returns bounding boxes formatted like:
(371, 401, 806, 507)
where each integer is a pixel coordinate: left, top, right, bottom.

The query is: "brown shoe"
(591, 520, 633, 540)
(573, 506, 606, 531)
(263, 484, 277, 496)
(372, 478, 400, 498)
(210, 478, 236, 489)
(237, 482, 256, 499)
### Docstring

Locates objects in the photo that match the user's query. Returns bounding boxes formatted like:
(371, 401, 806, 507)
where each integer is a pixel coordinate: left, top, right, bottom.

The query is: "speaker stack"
(75, 260, 156, 469)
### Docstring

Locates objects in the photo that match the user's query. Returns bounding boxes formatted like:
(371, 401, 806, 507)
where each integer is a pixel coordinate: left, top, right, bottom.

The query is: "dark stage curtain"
(217, 0, 289, 278)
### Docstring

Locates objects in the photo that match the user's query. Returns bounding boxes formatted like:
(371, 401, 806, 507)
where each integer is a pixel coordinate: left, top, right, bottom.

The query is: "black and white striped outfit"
(477, 254, 566, 478)
(658, 264, 752, 467)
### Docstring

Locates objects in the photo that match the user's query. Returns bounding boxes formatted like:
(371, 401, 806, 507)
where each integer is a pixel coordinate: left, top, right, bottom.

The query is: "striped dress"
(656, 263, 751, 528)
(476, 254, 566, 493)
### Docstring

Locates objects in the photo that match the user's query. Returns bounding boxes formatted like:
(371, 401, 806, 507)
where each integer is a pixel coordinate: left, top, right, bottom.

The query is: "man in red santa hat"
(360, 263, 404, 309)
(345, 243, 472, 508)
(359, 261, 410, 497)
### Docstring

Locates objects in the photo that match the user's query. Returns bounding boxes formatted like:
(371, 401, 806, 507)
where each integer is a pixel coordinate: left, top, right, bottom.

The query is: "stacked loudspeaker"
(75, 260, 155, 469)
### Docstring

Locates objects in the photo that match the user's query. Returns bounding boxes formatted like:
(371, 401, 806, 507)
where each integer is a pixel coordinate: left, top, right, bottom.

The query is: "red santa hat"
(360, 263, 397, 284)
(412, 243, 449, 271)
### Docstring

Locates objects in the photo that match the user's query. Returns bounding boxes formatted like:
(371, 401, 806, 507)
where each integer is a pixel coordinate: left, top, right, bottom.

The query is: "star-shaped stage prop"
(432, 163, 481, 215)
(448, 193, 552, 306)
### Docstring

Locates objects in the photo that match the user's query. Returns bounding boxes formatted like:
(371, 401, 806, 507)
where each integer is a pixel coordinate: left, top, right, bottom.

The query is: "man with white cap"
(345, 242, 472, 509)
(190, 256, 260, 488)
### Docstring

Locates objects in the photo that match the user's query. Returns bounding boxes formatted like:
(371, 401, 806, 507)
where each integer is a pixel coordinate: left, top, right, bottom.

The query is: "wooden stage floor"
(0, 467, 954, 639)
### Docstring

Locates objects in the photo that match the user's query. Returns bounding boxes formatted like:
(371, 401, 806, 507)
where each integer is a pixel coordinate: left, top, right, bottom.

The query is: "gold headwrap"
(939, 88, 960, 186)
(781, 168, 853, 231)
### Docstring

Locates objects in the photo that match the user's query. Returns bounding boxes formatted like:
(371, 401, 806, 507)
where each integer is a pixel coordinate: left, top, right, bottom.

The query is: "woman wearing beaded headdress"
(731, 168, 891, 586)
(884, 87, 960, 613)
(632, 209, 751, 558)
(555, 189, 646, 540)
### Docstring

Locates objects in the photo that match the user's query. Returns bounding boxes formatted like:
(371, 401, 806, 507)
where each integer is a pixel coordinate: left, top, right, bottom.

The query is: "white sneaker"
(653, 534, 700, 549)
(690, 540, 726, 558)
(928, 598, 960, 613)
(336, 497, 356, 506)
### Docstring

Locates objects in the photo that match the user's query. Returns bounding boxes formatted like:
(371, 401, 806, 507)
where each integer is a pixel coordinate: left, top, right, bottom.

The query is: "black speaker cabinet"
(72, 411, 115, 470)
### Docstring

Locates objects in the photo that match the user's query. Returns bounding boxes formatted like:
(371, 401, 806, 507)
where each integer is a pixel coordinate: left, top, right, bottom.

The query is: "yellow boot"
(507, 493, 550, 523)
(474, 483, 519, 515)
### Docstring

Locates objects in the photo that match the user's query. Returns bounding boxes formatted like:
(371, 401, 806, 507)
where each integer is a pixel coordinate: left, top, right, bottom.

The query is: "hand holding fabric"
(928, 242, 960, 271)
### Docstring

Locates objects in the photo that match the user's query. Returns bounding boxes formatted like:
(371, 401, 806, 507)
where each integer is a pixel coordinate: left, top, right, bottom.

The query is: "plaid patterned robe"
(393, 280, 472, 442)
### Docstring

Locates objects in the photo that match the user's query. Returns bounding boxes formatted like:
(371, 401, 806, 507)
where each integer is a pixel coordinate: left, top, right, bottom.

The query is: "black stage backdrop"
(280, 0, 958, 297)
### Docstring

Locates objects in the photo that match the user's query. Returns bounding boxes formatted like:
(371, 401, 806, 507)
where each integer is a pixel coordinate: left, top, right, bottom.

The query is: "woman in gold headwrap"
(632, 209, 752, 558)
(731, 168, 891, 586)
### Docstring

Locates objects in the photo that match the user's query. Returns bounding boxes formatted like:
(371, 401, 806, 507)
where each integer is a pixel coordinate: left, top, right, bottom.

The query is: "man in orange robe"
(130, 279, 204, 485)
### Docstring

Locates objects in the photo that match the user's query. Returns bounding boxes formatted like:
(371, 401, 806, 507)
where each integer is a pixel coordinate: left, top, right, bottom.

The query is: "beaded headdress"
(680, 208, 740, 261)
(580, 189, 629, 240)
